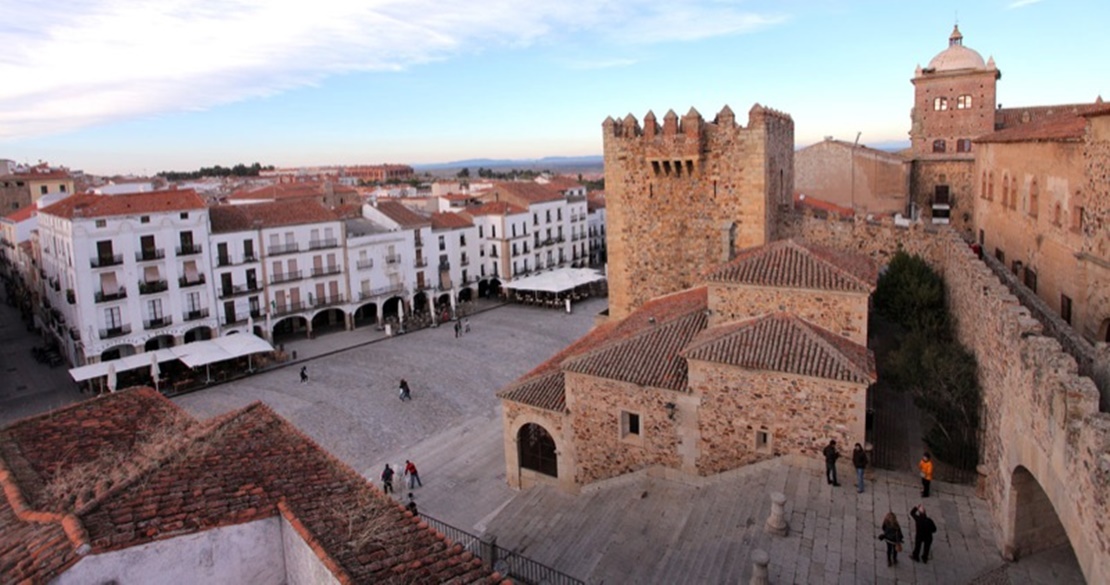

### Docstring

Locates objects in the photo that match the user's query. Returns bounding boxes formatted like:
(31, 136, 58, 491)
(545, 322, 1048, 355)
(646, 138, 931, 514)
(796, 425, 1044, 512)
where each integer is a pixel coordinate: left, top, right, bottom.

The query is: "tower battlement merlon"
(748, 103, 794, 125)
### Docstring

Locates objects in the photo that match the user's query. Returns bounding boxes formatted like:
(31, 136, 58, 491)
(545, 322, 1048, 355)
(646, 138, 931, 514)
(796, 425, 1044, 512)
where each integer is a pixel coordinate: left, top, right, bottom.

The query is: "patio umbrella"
(150, 353, 161, 393)
(106, 363, 117, 393)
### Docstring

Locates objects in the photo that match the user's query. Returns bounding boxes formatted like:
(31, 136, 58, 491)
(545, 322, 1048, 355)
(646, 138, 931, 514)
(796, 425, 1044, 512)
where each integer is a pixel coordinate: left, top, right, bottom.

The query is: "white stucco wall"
(52, 518, 285, 585)
(281, 515, 342, 585)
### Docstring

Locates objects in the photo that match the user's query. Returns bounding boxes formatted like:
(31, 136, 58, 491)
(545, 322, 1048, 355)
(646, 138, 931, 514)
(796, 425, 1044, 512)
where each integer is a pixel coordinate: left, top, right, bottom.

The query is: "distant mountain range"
(413, 156, 603, 172)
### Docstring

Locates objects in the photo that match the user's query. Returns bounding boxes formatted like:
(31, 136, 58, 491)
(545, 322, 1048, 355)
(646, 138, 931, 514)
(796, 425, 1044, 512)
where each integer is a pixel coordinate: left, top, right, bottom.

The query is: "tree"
(456, 167, 470, 179)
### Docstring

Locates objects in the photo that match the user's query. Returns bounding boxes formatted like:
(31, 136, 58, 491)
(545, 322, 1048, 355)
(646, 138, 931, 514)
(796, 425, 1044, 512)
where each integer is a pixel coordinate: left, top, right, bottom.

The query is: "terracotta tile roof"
(462, 201, 528, 217)
(683, 313, 875, 384)
(706, 239, 876, 293)
(586, 193, 606, 211)
(543, 177, 584, 192)
(3, 205, 37, 223)
(564, 309, 707, 391)
(227, 183, 323, 201)
(375, 200, 430, 228)
(209, 200, 338, 233)
(793, 193, 855, 217)
(499, 287, 708, 410)
(333, 203, 363, 220)
(1, 170, 72, 181)
(0, 389, 505, 584)
(489, 182, 564, 205)
(39, 189, 206, 220)
(979, 103, 1110, 143)
(430, 212, 474, 230)
(994, 102, 1107, 130)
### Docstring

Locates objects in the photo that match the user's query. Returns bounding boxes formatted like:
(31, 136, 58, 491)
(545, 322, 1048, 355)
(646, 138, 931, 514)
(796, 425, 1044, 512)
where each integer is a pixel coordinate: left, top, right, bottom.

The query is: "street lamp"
(850, 131, 861, 212)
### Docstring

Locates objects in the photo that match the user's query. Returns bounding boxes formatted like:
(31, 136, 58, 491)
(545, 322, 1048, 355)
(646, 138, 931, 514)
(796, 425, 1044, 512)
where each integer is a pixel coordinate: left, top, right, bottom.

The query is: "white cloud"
(1007, 0, 1045, 8)
(0, 0, 785, 140)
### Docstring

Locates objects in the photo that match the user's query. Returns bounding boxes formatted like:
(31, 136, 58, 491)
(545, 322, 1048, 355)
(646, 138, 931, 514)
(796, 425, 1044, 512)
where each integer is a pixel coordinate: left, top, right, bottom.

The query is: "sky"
(2, 0, 1107, 176)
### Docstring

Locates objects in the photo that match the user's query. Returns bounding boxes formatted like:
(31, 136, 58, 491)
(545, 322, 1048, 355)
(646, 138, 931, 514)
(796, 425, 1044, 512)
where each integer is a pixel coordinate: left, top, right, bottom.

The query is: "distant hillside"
(414, 155, 603, 177)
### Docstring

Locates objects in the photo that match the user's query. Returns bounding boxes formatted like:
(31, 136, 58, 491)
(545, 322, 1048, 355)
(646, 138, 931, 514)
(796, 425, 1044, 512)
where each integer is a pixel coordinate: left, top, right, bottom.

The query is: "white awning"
(504, 268, 605, 294)
(69, 334, 274, 382)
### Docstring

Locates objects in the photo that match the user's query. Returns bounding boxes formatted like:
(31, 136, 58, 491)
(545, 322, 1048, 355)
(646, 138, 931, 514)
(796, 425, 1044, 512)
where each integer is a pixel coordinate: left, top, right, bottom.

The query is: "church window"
(956, 139, 972, 153)
(1029, 180, 1039, 218)
(1009, 178, 1017, 210)
(957, 95, 973, 109)
(987, 172, 994, 202)
(620, 411, 641, 440)
(933, 97, 948, 111)
(932, 139, 946, 153)
(1001, 173, 1009, 206)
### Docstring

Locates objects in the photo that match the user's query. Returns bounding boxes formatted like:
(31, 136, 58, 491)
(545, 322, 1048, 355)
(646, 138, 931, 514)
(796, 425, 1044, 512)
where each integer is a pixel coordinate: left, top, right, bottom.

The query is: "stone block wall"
(603, 104, 793, 320)
(794, 140, 909, 215)
(910, 159, 976, 236)
(708, 284, 870, 346)
(501, 401, 576, 492)
(1083, 114, 1110, 342)
(688, 361, 867, 475)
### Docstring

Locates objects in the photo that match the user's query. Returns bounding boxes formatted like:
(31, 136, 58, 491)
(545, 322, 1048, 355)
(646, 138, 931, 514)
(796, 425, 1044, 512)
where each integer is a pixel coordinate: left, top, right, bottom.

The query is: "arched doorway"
(272, 316, 309, 342)
(183, 326, 213, 344)
(458, 287, 473, 303)
(382, 296, 404, 320)
(517, 423, 557, 477)
(1008, 466, 1070, 560)
(354, 302, 378, 327)
(488, 278, 502, 298)
(144, 334, 175, 351)
(100, 344, 136, 362)
(412, 293, 429, 318)
(478, 279, 490, 298)
(311, 308, 345, 335)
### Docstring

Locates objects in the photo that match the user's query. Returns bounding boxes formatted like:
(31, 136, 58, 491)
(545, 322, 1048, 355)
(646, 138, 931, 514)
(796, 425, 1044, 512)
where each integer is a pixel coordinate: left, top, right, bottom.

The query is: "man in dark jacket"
(852, 443, 868, 493)
(910, 504, 938, 563)
(823, 439, 840, 486)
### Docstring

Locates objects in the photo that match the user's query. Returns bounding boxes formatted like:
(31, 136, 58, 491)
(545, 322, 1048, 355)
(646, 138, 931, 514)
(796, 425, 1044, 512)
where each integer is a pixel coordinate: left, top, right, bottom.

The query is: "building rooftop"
(374, 200, 430, 229)
(461, 201, 528, 217)
(980, 103, 1110, 144)
(430, 212, 474, 230)
(39, 190, 207, 220)
(705, 239, 877, 293)
(488, 182, 564, 205)
(0, 389, 506, 584)
(209, 200, 338, 233)
(2, 205, 37, 223)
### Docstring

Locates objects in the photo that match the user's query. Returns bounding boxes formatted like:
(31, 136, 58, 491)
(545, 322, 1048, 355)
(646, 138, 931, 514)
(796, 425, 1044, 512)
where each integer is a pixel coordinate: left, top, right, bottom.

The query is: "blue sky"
(2, 0, 1107, 175)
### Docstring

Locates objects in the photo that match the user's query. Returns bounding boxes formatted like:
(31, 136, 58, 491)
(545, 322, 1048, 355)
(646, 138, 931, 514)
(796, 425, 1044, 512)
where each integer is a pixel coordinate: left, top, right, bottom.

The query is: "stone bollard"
(764, 491, 789, 537)
(749, 549, 770, 585)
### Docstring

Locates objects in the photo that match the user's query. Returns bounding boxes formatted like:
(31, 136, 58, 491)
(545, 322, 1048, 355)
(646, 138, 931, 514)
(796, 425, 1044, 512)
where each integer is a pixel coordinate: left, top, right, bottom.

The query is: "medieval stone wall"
(1083, 114, 1110, 342)
(708, 284, 870, 346)
(501, 401, 576, 492)
(910, 159, 976, 237)
(688, 361, 867, 475)
(794, 140, 909, 215)
(603, 104, 794, 320)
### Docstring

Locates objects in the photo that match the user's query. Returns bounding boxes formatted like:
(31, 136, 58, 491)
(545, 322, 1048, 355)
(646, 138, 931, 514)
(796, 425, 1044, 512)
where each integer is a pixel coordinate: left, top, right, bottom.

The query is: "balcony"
(385, 254, 402, 265)
(414, 237, 424, 248)
(179, 274, 206, 288)
(135, 248, 165, 262)
(414, 256, 427, 268)
(356, 258, 374, 270)
(217, 255, 232, 267)
(438, 261, 451, 272)
(312, 294, 345, 308)
(183, 308, 210, 322)
(268, 243, 300, 256)
(95, 288, 128, 303)
(99, 325, 132, 339)
(138, 280, 169, 295)
(460, 256, 470, 266)
(176, 244, 203, 256)
(219, 283, 260, 298)
(144, 316, 173, 329)
(308, 238, 338, 250)
(310, 264, 341, 277)
(270, 270, 304, 284)
(272, 301, 306, 317)
(90, 254, 123, 268)
(359, 284, 405, 299)
(437, 281, 454, 292)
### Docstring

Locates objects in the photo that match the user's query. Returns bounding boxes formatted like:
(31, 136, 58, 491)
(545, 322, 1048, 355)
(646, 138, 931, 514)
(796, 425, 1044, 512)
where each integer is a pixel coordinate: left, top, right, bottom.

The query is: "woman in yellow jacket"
(918, 453, 934, 498)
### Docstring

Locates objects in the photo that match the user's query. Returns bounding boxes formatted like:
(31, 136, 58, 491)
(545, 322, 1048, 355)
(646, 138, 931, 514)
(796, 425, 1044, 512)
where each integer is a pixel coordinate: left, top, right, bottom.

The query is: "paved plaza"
(0, 293, 1085, 583)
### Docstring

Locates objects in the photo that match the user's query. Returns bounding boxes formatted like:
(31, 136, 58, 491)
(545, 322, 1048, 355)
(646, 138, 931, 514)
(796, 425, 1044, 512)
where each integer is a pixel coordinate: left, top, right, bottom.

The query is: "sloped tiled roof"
(977, 104, 1110, 144)
(706, 239, 876, 293)
(564, 310, 707, 391)
(489, 182, 564, 204)
(39, 190, 206, 220)
(2, 204, 37, 223)
(682, 313, 875, 384)
(209, 200, 338, 233)
(0, 389, 505, 584)
(462, 201, 528, 217)
(375, 200, 430, 228)
(431, 212, 474, 230)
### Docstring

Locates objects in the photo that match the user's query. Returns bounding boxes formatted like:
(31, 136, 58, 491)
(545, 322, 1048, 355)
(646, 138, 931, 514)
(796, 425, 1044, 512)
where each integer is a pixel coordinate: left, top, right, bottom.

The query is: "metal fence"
(418, 513, 585, 585)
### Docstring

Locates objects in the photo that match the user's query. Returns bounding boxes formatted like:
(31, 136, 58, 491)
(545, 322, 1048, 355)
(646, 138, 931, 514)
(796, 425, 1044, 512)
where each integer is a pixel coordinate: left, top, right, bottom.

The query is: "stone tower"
(909, 25, 1000, 234)
(602, 104, 794, 320)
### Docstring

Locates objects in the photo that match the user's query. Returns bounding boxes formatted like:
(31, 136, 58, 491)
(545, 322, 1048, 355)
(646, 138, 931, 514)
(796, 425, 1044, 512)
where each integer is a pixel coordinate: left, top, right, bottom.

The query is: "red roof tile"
(978, 104, 1110, 143)
(706, 239, 876, 293)
(209, 200, 338, 233)
(430, 212, 474, 230)
(462, 201, 528, 217)
(793, 193, 855, 217)
(375, 200, 430, 228)
(39, 190, 206, 220)
(3, 205, 37, 223)
(683, 313, 875, 384)
(488, 182, 564, 205)
(0, 390, 503, 584)
(333, 203, 363, 219)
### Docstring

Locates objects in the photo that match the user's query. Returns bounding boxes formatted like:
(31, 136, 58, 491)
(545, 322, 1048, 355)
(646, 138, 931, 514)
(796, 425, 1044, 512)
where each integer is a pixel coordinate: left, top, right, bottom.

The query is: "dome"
(926, 25, 988, 72)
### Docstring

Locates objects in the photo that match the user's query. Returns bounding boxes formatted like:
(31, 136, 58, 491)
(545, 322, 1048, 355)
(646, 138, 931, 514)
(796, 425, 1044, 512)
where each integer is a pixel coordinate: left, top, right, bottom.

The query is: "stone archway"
(458, 287, 474, 303)
(1006, 465, 1071, 561)
(100, 344, 136, 362)
(517, 423, 558, 478)
(382, 296, 405, 320)
(144, 334, 175, 351)
(353, 302, 379, 327)
(183, 326, 213, 343)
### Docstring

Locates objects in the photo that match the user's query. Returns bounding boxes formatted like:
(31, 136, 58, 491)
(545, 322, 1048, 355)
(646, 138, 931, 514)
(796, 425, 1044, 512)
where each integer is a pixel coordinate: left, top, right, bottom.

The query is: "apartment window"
(511, 224, 517, 238)
(147, 298, 163, 320)
(187, 291, 200, 312)
(180, 212, 189, 219)
(620, 411, 641, 439)
(932, 139, 946, 153)
(1024, 268, 1038, 293)
(40, 185, 48, 195)
(140, 215, 150, 224)
(438, 235, 445, 251)
(956, 139, 972, 153)
(105, 306, 122, 329)
(1061, 295, 1073, 325)
(557, 208, 562, 221)
(244, 239, 254, 259)
(478, 225, 484, 238)
(491, 225, 497, 238)
(545, 210, 551, 223)
(933, 97, 948, 111)
(59, 184, 66, 193)
(459, 234, 466, 246)
(956, 95, 973, 109)
(533, 213, 538, 226)
(96, 219, 107, 228)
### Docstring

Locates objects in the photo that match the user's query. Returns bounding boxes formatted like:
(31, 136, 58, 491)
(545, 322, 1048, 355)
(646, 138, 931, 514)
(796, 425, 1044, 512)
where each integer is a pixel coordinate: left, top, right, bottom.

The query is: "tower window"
(957, 139, 972, 153)
(957, 95, 973, 109)
(933, 97, 948, 111)
(932, 139, 946, 153)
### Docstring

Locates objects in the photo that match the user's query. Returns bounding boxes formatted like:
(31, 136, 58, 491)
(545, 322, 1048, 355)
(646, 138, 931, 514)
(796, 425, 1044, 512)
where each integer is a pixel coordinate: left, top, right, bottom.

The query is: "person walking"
(299, 366, 308, 383)
(454, 320, 461, 338)
(918, 452, 934, 498)
(398, 378, 411, 401)
(909, 504, 938, 563)
(406, 492, 418, 515)
(464, 318, 471, 334)
(823, 439, 841, 486)
(878, 512, 904, 567)
(381, 464, 395, 494)
(404, 460, 422, 488)
(852, 443, 868, 493)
